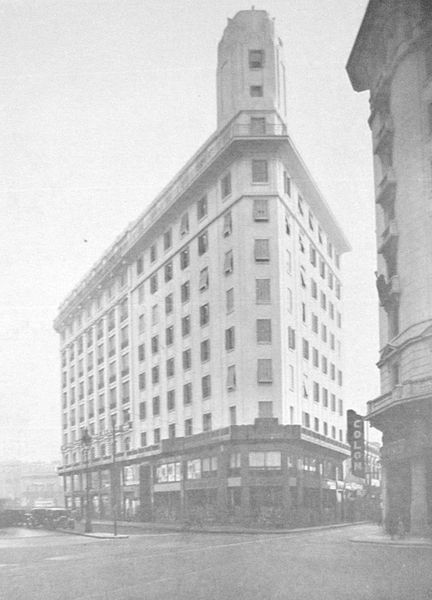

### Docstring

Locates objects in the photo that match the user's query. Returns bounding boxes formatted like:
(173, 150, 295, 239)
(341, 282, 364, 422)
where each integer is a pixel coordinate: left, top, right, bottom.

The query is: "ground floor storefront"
(60, 421, 375, 528)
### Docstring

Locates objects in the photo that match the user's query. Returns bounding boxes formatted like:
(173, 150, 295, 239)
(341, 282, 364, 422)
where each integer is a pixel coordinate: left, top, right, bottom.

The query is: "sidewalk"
(61, 518, 370, 538)
(350, 529, 432, 548)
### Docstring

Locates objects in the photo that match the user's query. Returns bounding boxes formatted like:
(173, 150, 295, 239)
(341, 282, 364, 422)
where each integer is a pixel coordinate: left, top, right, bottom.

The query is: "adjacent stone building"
(347, 0, 432, 535)
(56, 9, 350, 526)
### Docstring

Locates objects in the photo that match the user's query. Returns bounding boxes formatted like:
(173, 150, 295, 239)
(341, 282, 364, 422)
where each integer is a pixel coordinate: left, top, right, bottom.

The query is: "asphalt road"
(0, 524, 431, 600)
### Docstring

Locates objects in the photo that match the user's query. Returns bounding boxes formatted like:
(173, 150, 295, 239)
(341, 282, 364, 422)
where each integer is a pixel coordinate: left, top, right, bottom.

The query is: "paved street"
(0, 524, 431, 600)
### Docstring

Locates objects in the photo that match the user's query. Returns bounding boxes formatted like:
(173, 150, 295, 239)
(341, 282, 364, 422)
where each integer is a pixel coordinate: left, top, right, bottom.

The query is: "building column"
(410, 455, 428, 536)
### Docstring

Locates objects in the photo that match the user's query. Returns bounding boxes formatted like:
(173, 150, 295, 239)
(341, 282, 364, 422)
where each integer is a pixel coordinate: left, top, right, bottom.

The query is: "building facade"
(347, 0, 432, 535)
(56, 10, 350, 527)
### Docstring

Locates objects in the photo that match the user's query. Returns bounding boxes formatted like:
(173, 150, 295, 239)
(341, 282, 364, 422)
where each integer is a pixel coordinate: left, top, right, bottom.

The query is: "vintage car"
(26, 508, 75, 530)
(0, 509, 28, 527)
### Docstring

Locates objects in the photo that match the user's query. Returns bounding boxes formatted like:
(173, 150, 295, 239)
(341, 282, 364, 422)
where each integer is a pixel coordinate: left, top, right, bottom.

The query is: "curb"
(350, 537, 432, 549)
(85, 520, 369, 536)
(56, 528, 128, 540)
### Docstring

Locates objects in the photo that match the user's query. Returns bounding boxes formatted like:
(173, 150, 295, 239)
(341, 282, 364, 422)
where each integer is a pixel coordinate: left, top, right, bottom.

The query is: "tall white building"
(55, 9, 350, 526)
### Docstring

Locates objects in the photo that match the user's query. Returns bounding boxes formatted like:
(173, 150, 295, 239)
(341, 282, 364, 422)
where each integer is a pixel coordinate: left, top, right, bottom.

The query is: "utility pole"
(111, 416, 118, 537)
(81, 428, 93, 533)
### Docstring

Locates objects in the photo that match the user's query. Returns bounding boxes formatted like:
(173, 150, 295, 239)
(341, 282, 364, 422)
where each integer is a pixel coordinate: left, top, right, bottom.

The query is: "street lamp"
(110, 416, 119, 537)
(81, 428, 93, 533)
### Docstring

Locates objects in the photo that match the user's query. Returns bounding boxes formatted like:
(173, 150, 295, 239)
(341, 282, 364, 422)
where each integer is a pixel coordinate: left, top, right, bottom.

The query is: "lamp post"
(81, 428, 93, 533)
(110, 416, 118, 537)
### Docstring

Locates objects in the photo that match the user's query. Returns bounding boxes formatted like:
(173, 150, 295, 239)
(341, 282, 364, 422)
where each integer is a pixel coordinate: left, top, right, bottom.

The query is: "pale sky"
(0, 0, 378, 462)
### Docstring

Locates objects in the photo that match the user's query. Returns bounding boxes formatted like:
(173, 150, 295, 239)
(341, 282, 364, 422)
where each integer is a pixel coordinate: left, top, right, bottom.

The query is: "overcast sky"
(0, 0, 378, 462)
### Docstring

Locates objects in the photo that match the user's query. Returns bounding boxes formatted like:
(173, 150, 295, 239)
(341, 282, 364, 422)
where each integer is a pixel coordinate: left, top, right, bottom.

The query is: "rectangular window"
(202, 375, 211, 399)
(312, 314, 318, 333)
(230, 406, 237, 426)
(197, 196, 207, 220)
(151, 304, 159, 326)
(140, 432, 147, 447)
(152, 395, 160, 416)
(254, 239, 270, 262)
(256, 278, 271, 303)
(226, 288, 234, 313)
(198, 231, 208, 255)
(184, 418, 193, 436)
(288, 326, 296, 350)
(139, 372, 146, 391)
(139, 401, 146, 420)
(203, 413, 212, 432)
(300, 271, 306, 289)
(252, 159, 268, 183)
(322, 355, 328, 374)
(181, 315, 191, 337)
(151, 365, 159, 384)
(138, 315, 145, 335)
(298, 195, 304, 216)
(154, 428, 160, 444)
(199, 267, 209, 291)
(150, 273, 158, 294)
(151, 335, 159, 354)
(225, 326, 235, 351)
(258, 401, 273, 418)
(166, 357, 175, 378)
(164, 261, 173, 282)
(227, 365, 236, 390)
(303, 412, 310, 428)
(224, 250, 234, 274)
(221, 172, 232, 198)
(249, 451, 281, 470)
(138, 343, 145, 362)
(249, 49, 264, 68)
(320, 258, 326, 279)
(250, 117, 266, 134)
(183, 349, 191, 371)
(181, 280, 190, 303)
(165, 293, 173, 315)
(136, 256, 143, 275)
(321, 324, 327, 343)
(150, 244, 157, 263)
(168, 423, 176, 439)
(338, 398, 344, 416)
(183, 383, 192, 405)
(338, 370, 343, 386)
(257, 358, 272, 383)
(253, 198, 269, 220)
(302, 338, 309, 360)
(200, 339, 210, 362)
(299, 235, 305, 253)
(287, 288, 293, 313)
(310, 245, 317, 266)
(200, 303, 210, 326)
(165, 325, 174, 346)
(313, 347, 319, 367)
(250, 85, 263, 97)
(163, 228, 172, 251)
(180, 247, 190, 270)
(320, 291, 327, 310)
(256, 319, 271, 343)
(223, 211, 232, 237)
(331, 393, 336, 411)
(322, 388, 329, 408)
(180, 212, 189, 237)
(314, 417, 319, 432)
(167, 390, 175, 412)
(313, 381, 320, 403)
(284, 171, 291, 196)
(330, 364, 336, 381)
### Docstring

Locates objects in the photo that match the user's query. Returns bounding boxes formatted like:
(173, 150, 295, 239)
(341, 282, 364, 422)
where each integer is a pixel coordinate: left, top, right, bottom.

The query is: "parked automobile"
(0, 509, 28, 527)
(26, 508, 75, 530)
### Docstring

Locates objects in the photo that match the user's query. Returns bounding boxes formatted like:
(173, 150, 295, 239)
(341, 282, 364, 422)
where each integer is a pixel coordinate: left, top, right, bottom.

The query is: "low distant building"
(0, 462, 63, 509)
